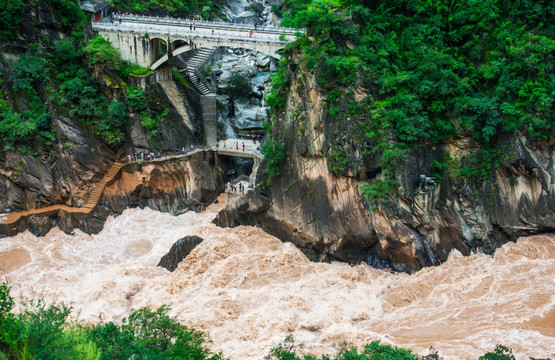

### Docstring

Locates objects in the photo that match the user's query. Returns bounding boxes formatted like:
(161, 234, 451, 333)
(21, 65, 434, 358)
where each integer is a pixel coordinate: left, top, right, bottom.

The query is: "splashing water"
(1, 200, 554, 359)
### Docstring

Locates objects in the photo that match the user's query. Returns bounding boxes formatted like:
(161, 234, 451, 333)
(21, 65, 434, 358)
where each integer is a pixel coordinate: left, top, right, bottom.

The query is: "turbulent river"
(1, 198, 554, 359)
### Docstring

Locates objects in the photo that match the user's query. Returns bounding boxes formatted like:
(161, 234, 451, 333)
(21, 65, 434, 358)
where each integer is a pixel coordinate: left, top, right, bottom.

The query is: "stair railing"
(190, 68, 212, 94)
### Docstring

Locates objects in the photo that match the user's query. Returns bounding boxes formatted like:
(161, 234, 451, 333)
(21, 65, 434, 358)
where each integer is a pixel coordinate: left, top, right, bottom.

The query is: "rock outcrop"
(216, 70, 555, 272)
(102, 152, 224, 219)
(158, 235, 204, 271)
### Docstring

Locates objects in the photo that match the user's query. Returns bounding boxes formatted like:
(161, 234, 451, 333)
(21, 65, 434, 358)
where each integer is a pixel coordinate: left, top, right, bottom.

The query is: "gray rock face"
(102, 152, 224, 217)
(234, 10, 258, 24)
(158, 235, 204, 271)
(216, 73, 555, 272)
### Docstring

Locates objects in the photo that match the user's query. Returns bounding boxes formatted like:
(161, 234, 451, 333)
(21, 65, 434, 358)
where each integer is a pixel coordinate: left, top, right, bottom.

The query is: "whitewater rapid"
(1, 199, 554, 359)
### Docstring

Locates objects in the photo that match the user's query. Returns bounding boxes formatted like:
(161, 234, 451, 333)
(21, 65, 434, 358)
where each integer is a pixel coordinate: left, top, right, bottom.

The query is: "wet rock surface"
(216, 72, 555, 272)
(158, 235, 204, 271)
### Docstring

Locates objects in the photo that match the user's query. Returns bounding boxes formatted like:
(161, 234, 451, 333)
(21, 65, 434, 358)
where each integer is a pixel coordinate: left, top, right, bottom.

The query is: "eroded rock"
(158, 235, 204, 271)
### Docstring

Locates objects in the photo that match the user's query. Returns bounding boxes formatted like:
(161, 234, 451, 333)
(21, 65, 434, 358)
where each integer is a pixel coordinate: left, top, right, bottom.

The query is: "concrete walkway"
(126, 139, 263, 164)
(1, 140, 264, 232)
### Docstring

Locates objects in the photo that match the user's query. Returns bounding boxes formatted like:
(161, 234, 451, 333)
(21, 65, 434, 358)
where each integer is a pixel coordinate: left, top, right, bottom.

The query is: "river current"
(1, 198, 554, 359)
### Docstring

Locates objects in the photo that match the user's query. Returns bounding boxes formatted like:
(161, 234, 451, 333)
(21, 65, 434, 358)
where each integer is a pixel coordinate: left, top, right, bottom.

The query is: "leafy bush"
(120, 62, 151, 78)
(85, 36, 122, 69)
(127, 86, 147, 112)
(140, 112, 157, 132)
(0, 0, 25, 38)
(224, 71, 251, 117)
(53, 39, 83, 64)
(10, 55, 49, 92)
(266, 66, 290, 115)
(261, 138, 286, 177)
(479, 344, 516, 360)
(46, 0, 85, 27)
(0, 283, 223, 360)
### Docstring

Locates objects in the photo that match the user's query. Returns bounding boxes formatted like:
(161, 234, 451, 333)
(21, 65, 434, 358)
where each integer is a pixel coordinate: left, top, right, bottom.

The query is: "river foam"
(1, 201, 554, 359)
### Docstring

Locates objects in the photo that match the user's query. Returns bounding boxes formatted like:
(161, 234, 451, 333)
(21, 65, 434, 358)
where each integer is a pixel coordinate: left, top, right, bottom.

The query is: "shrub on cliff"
(85, 36, 123, 69)
(224, 71, 252, 117)
(0, 0, 25, 39)
(262, 138, 286, 177)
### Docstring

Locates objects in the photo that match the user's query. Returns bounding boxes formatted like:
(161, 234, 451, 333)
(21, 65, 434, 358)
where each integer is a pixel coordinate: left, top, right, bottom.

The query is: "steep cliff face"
(102, 152, 223, 218)
(218, 71, 555, 272)
(0, 2, 214, 236)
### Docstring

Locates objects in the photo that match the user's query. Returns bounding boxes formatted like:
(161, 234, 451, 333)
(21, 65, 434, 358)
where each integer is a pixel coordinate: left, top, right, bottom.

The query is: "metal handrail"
(92, 22, 295, 45)
(101, 14, 304, 34)
(191, 68, 212, 92)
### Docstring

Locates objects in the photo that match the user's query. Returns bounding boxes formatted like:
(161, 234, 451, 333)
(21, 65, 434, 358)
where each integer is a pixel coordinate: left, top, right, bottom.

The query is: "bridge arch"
(148, 37, 168, 65)
(150, 36, 283, 70)
(93, 19, 301, 71)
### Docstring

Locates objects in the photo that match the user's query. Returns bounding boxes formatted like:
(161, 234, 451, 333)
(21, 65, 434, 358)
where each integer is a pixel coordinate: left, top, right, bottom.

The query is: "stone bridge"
(92, 15, 303, 70)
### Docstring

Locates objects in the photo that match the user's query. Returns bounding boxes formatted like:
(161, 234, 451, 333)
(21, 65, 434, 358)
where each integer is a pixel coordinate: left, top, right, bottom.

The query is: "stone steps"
(0, 162, 124, 233)
(83, 162, 124, 208)
(186, 47, 216, 95)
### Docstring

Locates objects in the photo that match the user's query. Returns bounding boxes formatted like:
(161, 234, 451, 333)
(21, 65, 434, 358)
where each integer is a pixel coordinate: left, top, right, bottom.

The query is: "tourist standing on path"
(242, 142, 245, 151)
(235, 142, 238, 150)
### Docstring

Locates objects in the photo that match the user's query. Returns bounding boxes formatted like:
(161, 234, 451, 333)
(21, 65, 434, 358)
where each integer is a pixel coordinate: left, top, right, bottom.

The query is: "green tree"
(91, 305, 222, 360)
(224, 71, 251, 117)
(479, 345, 516, 360)
(10, 55, 49, 92)
(126, 86, 147, 112)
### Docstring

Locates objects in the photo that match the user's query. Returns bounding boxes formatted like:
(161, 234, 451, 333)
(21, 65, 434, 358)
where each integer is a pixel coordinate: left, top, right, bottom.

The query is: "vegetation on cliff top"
(269, 0, 553, 205)
(0, 1, 159, 152)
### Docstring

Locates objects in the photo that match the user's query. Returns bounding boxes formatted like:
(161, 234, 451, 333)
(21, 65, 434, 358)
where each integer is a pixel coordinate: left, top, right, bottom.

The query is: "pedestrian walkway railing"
(225, 180, 254, 195)
(112, 14, 303, 35)
(123, 139, 264, 164)
(191, 68, 212, 92)
(92, 21, 295, 45)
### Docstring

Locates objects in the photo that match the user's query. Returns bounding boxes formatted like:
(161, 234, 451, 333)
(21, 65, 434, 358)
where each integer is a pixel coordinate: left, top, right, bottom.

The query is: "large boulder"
(157, 235, 204, 271)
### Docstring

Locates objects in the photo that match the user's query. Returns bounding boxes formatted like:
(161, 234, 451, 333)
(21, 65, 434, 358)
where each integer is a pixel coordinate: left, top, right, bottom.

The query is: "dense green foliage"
(0, 283, 223, 360)
(223, 71, 252, 117)
(47, 0, 86, 28)
(0, 0, 25, 38)
(85, 36, 123, 70)
(265, 336, 551, 360)
(271, 0, 554, 205)
(1, 53, 52, 152)
(261, 138, 286, 177)
(1, 28, 154, 152)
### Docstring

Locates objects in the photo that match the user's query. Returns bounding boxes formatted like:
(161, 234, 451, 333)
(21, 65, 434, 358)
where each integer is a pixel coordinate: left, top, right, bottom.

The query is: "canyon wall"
(217, 70, 555, 272)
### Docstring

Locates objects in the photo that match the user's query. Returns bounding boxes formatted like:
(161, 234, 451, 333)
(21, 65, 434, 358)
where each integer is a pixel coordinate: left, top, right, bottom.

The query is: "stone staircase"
(0, 162, 124, 234)
(186, 47, 216, 95)
(201, 94, 218, 147)
(83, 162, 124, 209)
